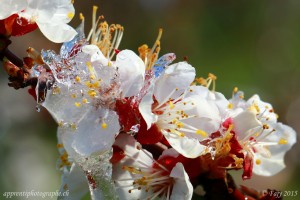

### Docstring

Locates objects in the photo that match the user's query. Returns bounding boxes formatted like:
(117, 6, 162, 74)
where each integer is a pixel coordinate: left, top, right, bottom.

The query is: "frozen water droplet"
(152, 53, 176, 77)
(60, 23, 87, 59)
(36, 105, 41, 112)
(130, 124, 140, 134)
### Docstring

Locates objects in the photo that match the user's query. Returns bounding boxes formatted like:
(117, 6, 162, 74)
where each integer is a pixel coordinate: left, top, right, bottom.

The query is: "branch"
(2, 48, 24, 68)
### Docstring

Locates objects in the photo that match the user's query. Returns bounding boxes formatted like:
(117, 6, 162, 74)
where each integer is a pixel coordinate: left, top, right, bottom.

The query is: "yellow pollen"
(253, 103, 260, 112)
(256, 159, 261, 165)
(278, 138, 288, 145)
(93, 5, 98, 12)
(208, 73, 217, 80)
(60, 151, 71, 167)
(248, 105, 258, 113)
(231, 155, 244, 168)
(195, 77, 207, 85)
(90, 75, 96, 80)
(233, 87, 238, 93)
(70, 123, 77, 130)
(82, 98, 88, 104)
(93, 81, 100, 88)
(169, 101, 175, 109)
(228, 103, 233, 109)
(239, 95, 244, 99)
(58, 121, 64, 127)
(63, 184, 68, 190)
(101, 122, 107, 129)
(57, 143, 64, 148)
(176, 122, 184, 128)
(75, 76, 81, 82)
(71, 93, 77, 98)
(122, 166, 142, 175)
(52, 86, 61, 95)
(88, 90, 97, 97)
(263, 124, 269, 129)
(86, 61, 92, 68)
(86, 62, 97, 79)
(171, 119, 177, 124)
(108, 61, 112, 67)
(74, 102, 81, 107)
(79, 13, 84, 20)
(85, 81, 93, 88)
(67, 12, 74, 19)
(196, 129, 207, 137)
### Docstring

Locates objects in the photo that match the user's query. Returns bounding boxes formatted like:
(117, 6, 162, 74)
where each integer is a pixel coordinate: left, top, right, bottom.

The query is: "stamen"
(101, 122, 107, 129)
(278, 138, 287, 145)
(82, 98, 88, 104)
(196, 129, 208, 137)
(153, 88, 178, 111)
(233, 87, 238, 93)
(140, 148, 169, 172)
(255, 159, 261, 165)
(87, 6, 124, 60)
(194, 73, 217, 91)
(75, 76, 81, 82)
(86, 62, 97, 79)
(79, 13, 84, 21)
(139, 29, 163, 70)
(67, 12, 75, 19)
(74, 102, 81, 107)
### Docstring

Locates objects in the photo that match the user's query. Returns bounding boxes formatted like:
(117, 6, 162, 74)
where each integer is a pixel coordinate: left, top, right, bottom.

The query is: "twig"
(2, 48, 23, 68)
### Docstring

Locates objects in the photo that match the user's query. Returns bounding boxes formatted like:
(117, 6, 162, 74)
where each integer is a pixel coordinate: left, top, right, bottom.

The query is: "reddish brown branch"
(2, 48, 24, 68)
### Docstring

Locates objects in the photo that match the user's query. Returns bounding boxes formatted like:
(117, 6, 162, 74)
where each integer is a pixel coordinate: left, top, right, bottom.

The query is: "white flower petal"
(0, 0, 26, 19)
(154, 62, 195, 103)
(24, 0, 54, 21)
(42, 83, 90, 123)
(160, 148, 180, 159)
(253, 123, 297, 176)
(266, 123, 297, 153)
(113, 134, 153, 200)
(25, 0, 74, 22)
(116, 50, 145, 97)
(247, 94, 277, 123)
(252, 152, 286, 176)
(179, 95, 222, 135)
(139, 83, 158, 129)
(58, 163, 89, 200)
(37, 22, 77, 43)
(187, 85, 229, 119)
(232, 110, 261, 139)
(113, 134, 154, 167)
(170, 163, 193, 200)
(162, 130, 206, 158)
(81, 45, 109, 66)
(61, 109, 120, 158)
(45, 0, 75, 23)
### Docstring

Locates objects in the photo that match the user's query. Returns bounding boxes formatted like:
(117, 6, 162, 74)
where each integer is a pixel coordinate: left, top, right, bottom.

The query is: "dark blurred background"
(1, 0, 300, 199)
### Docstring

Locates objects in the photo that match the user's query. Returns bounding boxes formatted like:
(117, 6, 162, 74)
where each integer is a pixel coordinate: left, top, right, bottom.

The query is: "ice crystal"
(78, 150, 118, 200)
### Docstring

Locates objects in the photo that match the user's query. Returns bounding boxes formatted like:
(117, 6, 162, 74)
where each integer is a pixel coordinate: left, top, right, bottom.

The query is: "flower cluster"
(0, 2, 297, 200)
